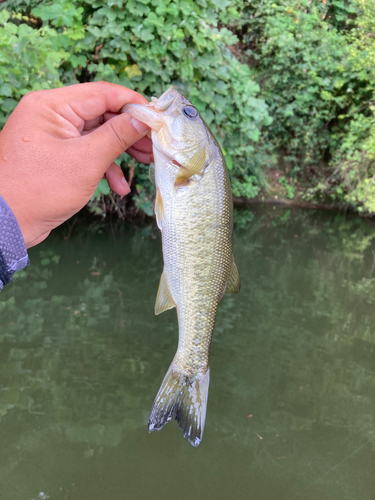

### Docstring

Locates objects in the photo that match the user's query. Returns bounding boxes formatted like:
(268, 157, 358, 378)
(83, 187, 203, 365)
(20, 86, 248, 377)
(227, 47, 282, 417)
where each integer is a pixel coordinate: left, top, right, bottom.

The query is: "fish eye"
(183, 106, 198, 118)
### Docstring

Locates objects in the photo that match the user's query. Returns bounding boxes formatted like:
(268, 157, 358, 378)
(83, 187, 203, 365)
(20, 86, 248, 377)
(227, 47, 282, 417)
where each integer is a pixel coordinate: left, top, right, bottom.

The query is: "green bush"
(2, 0, 375, 215)
(0, 9, 61, 126)
(0, 2, 86, 127)
(334, 0, 375, 212)
(233, 0, 375, 212)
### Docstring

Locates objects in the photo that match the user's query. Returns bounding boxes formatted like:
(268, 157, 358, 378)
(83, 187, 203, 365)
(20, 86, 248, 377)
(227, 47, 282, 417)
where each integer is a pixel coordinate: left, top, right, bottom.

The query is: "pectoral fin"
(155, 270, 175, 315)
(226, 258, 241, 294)
(175, 147, 206, 186)
(155, 188, 164, 230)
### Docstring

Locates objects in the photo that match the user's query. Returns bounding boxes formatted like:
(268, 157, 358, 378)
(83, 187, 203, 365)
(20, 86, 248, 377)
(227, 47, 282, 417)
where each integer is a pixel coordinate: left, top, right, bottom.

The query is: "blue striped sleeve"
(0, 195, 29, 290)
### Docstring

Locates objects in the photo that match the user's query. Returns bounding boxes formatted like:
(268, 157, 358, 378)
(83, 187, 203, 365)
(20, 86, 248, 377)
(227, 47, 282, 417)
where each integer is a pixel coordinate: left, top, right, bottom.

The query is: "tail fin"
(148, 361, 210, 447)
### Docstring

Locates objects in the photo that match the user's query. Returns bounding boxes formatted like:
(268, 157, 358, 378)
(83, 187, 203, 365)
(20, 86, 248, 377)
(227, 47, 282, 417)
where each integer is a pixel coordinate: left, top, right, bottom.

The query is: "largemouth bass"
(123, 86, 240, 447)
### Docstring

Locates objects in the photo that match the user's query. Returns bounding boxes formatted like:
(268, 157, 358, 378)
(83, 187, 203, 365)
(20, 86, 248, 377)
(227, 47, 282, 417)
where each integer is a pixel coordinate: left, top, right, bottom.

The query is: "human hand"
(0, 82, 152, 248)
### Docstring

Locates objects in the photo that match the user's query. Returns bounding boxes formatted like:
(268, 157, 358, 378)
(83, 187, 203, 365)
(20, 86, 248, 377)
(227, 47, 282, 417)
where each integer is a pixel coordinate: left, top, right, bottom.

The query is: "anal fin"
(226, 258, 241, 294)
(155, 270, 175, 315)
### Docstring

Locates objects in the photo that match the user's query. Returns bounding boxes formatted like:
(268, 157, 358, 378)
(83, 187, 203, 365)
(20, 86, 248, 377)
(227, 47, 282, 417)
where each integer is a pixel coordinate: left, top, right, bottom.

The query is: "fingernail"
(131, 117, 149, 134)
(122, 176, 131, 194)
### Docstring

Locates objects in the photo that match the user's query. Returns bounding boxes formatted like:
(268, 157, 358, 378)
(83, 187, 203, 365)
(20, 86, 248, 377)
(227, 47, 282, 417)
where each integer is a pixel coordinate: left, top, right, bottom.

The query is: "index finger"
(41, 82, 149, 125)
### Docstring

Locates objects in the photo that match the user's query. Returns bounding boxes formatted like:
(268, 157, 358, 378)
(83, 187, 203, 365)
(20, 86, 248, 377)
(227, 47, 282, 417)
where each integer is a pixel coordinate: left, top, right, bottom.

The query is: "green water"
(1, 207, 375, 500)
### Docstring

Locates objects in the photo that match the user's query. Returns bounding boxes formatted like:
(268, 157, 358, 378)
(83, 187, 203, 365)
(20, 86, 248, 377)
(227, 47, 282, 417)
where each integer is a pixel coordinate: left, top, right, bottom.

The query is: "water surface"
(1, 207, 375, 500)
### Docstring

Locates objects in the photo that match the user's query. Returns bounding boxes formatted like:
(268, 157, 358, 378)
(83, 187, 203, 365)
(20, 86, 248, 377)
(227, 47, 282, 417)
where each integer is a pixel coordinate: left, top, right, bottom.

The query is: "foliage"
(0, 3, 86, 126)
(0, 9, 59, 126)
(333, 0, 375, 213)
(233, 207, 255, 229)
(2, 0, 375, 215)
(233, 0, 375, 213)
(278, 175, 295, 199)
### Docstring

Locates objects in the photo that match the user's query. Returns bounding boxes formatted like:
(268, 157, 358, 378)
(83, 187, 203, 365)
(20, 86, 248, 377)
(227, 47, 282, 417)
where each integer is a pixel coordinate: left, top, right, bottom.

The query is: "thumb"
(82, 112, 150, 174)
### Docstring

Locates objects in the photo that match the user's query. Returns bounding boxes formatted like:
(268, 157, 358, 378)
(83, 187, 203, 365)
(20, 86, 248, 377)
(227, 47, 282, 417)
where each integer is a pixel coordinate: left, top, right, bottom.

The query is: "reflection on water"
(1, 207, 375, 500)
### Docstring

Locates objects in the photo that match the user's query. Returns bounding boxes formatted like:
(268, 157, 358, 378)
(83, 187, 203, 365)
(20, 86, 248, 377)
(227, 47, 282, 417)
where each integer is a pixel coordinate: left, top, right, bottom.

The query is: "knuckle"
(20, 89, 51, 108)
(21, 90, 41, 103)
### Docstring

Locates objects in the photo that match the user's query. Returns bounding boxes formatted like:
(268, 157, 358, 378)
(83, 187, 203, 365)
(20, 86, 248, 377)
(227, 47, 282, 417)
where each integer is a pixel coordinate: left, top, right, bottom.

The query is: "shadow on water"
(0, 207, 375, 500)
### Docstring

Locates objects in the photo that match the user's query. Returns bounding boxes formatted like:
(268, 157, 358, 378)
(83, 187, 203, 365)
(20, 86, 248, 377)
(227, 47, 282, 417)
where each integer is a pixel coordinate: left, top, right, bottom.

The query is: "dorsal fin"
(155, 270, 175, 315)
(175, 147, 206, 186)
(155, 188, 165, 230)
(225, 258, 241, 294)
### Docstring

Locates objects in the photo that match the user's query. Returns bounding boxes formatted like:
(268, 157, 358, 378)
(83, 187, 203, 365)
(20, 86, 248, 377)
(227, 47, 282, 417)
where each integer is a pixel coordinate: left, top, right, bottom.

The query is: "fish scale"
(123, 85, 240, 446)
(170, 162, 232, 373)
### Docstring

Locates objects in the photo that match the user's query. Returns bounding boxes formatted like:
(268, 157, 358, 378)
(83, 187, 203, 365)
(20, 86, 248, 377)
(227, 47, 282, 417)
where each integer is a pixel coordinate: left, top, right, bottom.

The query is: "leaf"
(98, 179, 110, 195)
(226, 155, 233, 171)
(0, 10, 10, 24)
(68, 54, 87, 68)
(1, 98, 18, 112)
(124, 64, 142, 79)
(143, 12, 164, 29)
(132, 26, 155, 42)
(91, 179, 110, 200)
(13, 36, 29, 54)
(0, 83, 12, 97)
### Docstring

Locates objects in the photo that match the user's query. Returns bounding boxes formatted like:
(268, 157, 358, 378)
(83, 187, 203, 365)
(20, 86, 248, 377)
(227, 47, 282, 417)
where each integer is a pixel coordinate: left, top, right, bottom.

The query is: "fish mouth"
(123, 102, 181, 167)
(122, 102, 162, 131)
(122, 86, 179, 130)
(154, 85, 179, 111)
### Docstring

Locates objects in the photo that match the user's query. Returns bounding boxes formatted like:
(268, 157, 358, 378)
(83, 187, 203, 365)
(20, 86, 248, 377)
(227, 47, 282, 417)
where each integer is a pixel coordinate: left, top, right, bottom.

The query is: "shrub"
(2, 0, 375, 215)
(232, 0, 375, 212)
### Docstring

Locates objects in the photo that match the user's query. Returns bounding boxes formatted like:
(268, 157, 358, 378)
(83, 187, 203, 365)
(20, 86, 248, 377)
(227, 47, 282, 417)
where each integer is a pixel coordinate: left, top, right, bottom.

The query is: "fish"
(122, 86, 240, 447)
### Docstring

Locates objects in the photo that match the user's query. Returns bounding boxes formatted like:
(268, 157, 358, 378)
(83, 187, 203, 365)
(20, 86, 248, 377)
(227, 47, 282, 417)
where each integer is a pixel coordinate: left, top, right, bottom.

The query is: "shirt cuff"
(0, 195, 30, 290)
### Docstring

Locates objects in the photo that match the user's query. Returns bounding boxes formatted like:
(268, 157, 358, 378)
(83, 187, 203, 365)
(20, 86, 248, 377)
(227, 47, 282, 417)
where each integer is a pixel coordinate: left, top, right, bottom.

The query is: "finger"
(130, 135, 153, 153)
(81, 112, 150, 175)
(30, 82, 149, 128)
(81, 129, 98, 136)
(126, 147, 152, 164)
(83, 111, 119, 132)
(103, 111, 119, 122)
(66, 82, 148, 121)
(83, 116, 104, 131)
(81, 117, 149, 137)
(105, 162, 130, 196)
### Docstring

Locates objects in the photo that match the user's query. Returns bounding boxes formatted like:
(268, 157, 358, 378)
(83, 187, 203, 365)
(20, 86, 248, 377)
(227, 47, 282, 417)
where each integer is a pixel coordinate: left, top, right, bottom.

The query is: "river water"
(1, 207, 375, 500)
